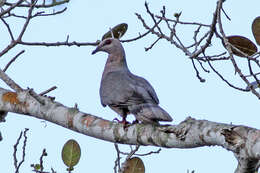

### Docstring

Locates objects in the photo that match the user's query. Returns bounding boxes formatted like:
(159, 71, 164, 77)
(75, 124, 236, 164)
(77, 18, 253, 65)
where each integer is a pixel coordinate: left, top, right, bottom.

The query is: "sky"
(0, 0, 260, 173)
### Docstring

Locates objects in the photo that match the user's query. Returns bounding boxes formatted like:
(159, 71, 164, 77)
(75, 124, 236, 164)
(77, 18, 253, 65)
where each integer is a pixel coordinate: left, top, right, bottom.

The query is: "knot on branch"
(158, 116, 194, 141)
(221, 127, 246, 153)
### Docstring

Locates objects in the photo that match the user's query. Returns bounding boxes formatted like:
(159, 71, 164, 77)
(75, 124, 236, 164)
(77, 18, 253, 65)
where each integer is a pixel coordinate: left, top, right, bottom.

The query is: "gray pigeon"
(92, 38, 173, 125)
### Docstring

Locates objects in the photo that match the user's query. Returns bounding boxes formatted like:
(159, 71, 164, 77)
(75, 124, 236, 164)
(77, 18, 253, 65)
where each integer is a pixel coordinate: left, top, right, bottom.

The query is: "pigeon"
(92, 38, 173, 125)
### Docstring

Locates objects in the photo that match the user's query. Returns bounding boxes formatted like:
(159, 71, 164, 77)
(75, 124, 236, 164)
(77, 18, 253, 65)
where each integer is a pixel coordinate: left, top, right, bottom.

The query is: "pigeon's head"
(91, 38, 122, 55)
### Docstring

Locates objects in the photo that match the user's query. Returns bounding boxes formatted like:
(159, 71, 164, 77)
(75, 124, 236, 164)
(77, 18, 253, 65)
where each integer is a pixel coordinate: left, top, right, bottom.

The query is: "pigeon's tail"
(129, 103, 173, 124)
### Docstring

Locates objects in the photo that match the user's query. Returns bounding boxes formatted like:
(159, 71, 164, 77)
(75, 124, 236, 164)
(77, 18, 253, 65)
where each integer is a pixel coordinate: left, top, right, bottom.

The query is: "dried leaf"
(61, 139, 81, 169)
(252, 16, 260, 45)
(226, 35, 257, 57)
(102, 23, 128, 40)
(123, 157, 145, 173)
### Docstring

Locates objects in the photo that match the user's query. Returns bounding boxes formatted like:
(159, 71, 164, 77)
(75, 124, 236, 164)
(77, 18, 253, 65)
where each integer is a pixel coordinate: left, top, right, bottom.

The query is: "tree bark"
(0, 87, 259, 173)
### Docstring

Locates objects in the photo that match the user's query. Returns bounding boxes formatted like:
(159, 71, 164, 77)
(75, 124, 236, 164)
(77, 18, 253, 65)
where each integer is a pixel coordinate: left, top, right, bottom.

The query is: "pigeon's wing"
(129, 73, 159, 104)
(100, 71, 158, 107)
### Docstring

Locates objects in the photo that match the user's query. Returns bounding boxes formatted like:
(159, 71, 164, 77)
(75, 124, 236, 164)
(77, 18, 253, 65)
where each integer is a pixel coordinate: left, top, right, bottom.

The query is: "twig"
(245, 72, 260, 77)
(3, 50, 25, 72)
(121, 18, 162, 43)
(216, 0, 260, 97)
(13, 132, 23, 172)
(5, 0, 69, 9)
(0, 0, 25, 17)
(155, 16, 211, 27)
(135, 13, 183, 51)
(192, 25, 202, 51)
(197, 59, 210, 73)
(247, 59, 260, 90)
(32, 7, 67, 18)
(120, 145, 140, 173)
(145, 37, 161, 51)
(207, 59, 248, 92)
(197, 52, 227, 62)
(0, 0, 35, 58)
(144, 2, 163, 36)
(221, 6, 231, 21)
(125, 145, 140, 160)
(191, 58, 205, 82)
(190, 2, 218, 59)
(0, 17, 15, 41)
(13, 128, 29, 173)
(19, 40, 99, 47)
(5, 13, 27, 19)
(39, 86, 57, 96)
(39, 148, 47, 172)
(114, 143, 121, 173)
(134, 148, 161, 156)
(16, 1, 35, 42)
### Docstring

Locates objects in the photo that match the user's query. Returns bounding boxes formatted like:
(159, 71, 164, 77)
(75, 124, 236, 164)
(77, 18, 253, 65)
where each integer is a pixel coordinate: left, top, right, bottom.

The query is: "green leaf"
(61, 139, 81, 169)
(34, 164, 41, 170)
(102, 23, 128, 40)
(226, 35, 257, 57)
(123, 157, 145, 173)
(252, 16, 260, 45)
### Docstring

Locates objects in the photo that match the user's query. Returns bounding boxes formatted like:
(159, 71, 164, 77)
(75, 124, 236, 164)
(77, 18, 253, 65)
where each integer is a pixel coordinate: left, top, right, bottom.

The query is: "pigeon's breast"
(99, 71, 133, 107)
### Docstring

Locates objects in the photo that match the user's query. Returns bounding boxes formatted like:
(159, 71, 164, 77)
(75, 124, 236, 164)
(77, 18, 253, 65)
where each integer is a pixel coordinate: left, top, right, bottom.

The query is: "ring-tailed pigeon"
(92, 38, 173, 125)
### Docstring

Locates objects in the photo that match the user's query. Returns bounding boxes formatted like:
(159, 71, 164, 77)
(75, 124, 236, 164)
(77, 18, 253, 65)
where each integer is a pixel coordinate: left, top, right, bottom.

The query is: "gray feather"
(129, 103, 172, 124)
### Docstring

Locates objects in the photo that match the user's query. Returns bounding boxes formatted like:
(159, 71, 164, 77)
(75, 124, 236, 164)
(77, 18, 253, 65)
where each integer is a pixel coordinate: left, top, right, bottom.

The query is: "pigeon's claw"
(113, 117, 130, 128)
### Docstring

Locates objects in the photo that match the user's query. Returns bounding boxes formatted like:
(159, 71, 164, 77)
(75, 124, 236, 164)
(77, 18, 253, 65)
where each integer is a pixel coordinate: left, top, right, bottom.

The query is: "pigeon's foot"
(113, 117, 130, 128)
(132, 119, 139, 124)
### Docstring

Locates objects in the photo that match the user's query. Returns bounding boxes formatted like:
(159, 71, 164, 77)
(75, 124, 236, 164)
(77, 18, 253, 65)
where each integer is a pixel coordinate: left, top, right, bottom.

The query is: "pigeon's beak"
(91, 46, 100, 55)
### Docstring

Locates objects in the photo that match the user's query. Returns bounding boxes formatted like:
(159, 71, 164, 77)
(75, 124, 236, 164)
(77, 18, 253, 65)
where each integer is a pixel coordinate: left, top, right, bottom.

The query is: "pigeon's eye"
(104, 39, 112, 45)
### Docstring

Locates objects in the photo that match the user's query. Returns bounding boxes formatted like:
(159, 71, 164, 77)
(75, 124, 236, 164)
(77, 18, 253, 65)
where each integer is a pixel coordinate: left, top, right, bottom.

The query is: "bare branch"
(32, 7, 67, 18)
(39, 86, 57, 96)
(191, 58, 205, 82)
(134, 148, 161, 156)
(216, 0, 260, 98)
(17, 1, 35, 42)
(19, 40, 99, 47)
(121, 18, 162, 43)
(0, 0, 25, 17)
(144, 37, 161, 51)
(144, 2, 164, 36)
(39, 149, 47, 172)
(155, 16, 211, 27)
(3, 50, 25, 72)
(5, 0, 69, 9)
(207, 58, 248, 91)
(13, 128, 29, 173)
(0, 17, 15, 41)
(189, 3, 218, 59)
(0, 87, 259, 172)
(0, 68, 23, 92)
(248, 59, 260, 90)
(0, 0, 35, 58)
(114, 144, 122, 173)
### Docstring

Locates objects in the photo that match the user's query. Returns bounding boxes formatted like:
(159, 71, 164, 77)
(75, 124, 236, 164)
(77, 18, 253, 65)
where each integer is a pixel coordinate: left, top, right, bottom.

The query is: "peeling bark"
(0, 87, 259, 173)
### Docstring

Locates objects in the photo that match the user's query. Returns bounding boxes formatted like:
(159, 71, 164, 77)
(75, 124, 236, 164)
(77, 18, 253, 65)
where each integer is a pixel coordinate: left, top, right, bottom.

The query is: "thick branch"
(0, 87, 259, 173)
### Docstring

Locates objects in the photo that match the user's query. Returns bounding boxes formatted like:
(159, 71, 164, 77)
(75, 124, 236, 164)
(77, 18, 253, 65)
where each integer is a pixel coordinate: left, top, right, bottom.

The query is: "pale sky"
(0, 0, 260, 173)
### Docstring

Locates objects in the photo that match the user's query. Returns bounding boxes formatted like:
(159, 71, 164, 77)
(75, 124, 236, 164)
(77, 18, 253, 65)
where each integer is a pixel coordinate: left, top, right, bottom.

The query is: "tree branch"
(216, 0, 260, 99)
(0, 87, 259, 172)
(3, 50, 25, 72)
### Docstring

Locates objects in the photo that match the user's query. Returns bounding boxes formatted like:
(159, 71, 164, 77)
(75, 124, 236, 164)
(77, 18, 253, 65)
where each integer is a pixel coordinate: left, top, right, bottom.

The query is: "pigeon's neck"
(102, 52, 129, 77)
